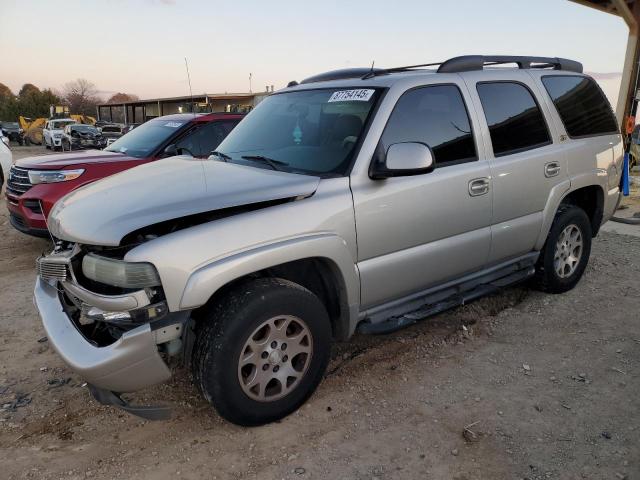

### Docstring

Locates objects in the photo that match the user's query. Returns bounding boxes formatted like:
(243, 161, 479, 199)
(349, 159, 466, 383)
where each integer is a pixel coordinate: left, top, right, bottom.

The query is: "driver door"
(351, 82, 493, 309)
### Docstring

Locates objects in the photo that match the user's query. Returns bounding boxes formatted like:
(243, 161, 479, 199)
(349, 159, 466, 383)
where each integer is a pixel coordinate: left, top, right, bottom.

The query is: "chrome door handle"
(468, 177, 490, 197)
(545, 161, 561, 178)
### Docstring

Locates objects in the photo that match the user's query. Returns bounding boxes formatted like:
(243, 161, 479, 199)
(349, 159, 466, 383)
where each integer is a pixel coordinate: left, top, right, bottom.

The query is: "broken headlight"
(82, 253, 161, 288)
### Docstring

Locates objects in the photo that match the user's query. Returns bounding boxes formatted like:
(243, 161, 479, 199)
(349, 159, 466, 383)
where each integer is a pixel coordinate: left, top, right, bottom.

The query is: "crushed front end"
(33, 240, 189, 419)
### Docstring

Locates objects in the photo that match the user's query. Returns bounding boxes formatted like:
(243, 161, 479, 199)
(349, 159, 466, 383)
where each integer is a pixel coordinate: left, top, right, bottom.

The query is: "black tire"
(193, 277, 332, 426)
(533, 205, 592, 294)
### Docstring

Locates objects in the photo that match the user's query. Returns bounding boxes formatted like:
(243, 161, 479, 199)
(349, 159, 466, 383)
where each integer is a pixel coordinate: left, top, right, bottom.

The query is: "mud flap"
(88, 384, 171, 421)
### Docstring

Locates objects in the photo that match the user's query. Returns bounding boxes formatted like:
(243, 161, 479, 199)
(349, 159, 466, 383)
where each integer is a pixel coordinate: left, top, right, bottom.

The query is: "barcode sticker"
(328, 89, 375, 102)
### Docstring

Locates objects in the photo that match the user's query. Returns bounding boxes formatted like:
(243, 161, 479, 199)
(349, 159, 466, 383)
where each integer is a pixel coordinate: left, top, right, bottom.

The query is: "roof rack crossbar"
(436, 55, 583, 74)
(361, 61, 444, 79)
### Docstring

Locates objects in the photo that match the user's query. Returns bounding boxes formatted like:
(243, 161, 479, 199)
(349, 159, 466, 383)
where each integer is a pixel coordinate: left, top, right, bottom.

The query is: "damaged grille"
(36, 257, 69, 282)
(7, 166, 32, 196)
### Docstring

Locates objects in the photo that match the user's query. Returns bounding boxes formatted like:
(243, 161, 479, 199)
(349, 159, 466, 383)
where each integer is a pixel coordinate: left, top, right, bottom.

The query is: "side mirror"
(370, 142, 435, 179)
(163, 144, 178, 157)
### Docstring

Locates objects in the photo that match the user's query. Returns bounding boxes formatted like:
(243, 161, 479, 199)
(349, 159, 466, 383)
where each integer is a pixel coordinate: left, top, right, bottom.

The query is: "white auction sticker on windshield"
(164, 122, 183, 128)
(328, 89, 375, 102)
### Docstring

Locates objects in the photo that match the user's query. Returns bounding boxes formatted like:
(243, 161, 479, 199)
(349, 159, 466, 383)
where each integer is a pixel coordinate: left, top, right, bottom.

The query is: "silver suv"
(35, 55, 623, 425)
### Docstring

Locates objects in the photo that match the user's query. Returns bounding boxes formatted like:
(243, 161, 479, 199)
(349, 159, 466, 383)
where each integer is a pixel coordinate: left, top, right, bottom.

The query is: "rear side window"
(379, 85, 477, 167)
(541, 75, 618, 137)
(477, 82, 551, 157)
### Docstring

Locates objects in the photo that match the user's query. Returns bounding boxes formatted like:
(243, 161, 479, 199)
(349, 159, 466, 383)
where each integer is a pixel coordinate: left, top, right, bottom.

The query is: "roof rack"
(436, 55, 583, 74)
(290, 55, 583, 86)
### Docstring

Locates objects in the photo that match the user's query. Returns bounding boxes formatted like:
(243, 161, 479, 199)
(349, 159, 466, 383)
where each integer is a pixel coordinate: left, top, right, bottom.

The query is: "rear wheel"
(192, 277, 332, 426)
(533, 205, 592, 293)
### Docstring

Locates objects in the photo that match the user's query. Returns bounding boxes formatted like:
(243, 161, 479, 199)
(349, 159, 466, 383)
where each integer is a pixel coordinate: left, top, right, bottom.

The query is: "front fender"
(179, 233, 361, 332)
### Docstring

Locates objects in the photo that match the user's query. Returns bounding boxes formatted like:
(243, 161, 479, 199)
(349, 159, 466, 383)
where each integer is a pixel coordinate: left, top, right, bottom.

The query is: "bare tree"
(62, 79, 101, 116)
(107, 92, 139, 104)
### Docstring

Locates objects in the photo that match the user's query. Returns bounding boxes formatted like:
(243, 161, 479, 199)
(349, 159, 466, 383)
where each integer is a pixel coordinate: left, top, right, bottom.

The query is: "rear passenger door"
(464, 72, 568, 265)
(352, 82, 493, 309)
(536, 74, 621, 187)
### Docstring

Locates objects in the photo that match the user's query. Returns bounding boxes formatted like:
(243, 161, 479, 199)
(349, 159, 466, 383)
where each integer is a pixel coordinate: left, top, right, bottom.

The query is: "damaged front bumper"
(34, 277, 185, 394)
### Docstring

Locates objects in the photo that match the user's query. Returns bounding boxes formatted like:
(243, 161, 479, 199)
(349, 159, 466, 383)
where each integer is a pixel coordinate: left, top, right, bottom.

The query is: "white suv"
(42, 118, 77, 150)
(0, 138, 12, 190)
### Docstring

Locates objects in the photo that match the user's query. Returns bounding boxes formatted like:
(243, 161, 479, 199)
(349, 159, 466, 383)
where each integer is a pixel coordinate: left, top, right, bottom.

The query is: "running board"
(358, 264, 535, 335)
(88, 384, 171, 421)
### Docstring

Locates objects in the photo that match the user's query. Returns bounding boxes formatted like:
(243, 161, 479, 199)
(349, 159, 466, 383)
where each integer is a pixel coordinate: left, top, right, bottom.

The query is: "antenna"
(249, 72, 253, 93)
(184, 57, 194, 115)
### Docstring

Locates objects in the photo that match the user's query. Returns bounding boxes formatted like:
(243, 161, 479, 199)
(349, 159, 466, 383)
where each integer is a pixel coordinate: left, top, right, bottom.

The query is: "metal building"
(96, 91, 269, 124)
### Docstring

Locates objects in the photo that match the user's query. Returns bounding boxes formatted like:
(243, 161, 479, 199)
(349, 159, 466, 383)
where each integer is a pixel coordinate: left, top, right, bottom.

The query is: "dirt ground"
(1, 146, 639, 480)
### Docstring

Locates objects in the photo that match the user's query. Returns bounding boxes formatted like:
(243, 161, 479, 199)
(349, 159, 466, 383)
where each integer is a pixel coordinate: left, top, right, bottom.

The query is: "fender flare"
(534, 171, 607, 250)
(179, 233, 361, 334)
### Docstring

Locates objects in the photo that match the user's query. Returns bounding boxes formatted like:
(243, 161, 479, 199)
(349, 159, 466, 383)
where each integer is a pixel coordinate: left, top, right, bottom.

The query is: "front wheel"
(192, 277, 332, 426)
(533, 205, 592, 294)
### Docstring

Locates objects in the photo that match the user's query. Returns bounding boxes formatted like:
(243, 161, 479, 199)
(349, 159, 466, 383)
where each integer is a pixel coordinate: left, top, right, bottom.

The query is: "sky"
(0, 0, 630, 104)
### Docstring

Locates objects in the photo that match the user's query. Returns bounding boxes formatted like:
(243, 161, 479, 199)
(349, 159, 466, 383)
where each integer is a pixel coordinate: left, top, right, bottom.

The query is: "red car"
(6, 113, 243, 237)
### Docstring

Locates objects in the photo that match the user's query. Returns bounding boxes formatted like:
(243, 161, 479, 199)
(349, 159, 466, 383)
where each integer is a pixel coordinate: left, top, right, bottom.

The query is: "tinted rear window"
(542, 76, 618, 137)
(477, 82, 551, 157)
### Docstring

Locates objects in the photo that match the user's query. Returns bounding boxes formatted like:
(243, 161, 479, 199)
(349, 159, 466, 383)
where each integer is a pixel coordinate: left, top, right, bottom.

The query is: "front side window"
(477, 82, 551, 157)
(176, 120, 238, 157)
(379, 85, 477, 167)
(215, 88, 381, 175)
(542, 75, 618, 138)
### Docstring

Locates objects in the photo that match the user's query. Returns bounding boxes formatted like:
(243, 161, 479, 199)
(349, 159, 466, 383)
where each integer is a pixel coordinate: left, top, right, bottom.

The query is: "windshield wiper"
(210, 150, 231, 162)
(241, 155, 289, 171)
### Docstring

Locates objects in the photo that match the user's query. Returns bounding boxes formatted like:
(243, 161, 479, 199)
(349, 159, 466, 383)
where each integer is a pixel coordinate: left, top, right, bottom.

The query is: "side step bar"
(88, 384, 171, 421)
(358, 262, 535, 335)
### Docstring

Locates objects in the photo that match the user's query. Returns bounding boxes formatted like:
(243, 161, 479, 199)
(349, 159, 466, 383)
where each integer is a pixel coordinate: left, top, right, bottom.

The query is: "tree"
(107, 92, 139, 104)
(18, 83, 40, 97)
(17, 83, 61, 119)
(0, 83, 17, 122)
(62, 78, 101, 116)
(0, 83, 13, 99)
(0, 83, 62, 122)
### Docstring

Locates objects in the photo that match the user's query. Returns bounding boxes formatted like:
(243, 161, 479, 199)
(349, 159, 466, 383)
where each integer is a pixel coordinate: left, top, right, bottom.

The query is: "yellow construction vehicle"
(18, 116, 47, 145)
(70, 114, 96, 125)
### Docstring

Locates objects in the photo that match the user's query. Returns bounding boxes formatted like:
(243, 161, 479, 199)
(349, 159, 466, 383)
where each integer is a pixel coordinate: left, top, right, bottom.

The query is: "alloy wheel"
(237, 315, 313, 402)
(554, 224, 583, 278)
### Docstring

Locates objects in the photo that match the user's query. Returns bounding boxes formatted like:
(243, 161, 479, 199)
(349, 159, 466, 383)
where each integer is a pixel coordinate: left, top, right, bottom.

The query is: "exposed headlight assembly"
(28, 169, 85, 184)
(82, 254, 161, 289)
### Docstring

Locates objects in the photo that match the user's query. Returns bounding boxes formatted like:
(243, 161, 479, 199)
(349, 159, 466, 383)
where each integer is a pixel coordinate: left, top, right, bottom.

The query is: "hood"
(17, 150, 139, 169)
(48, 157, 320, 246)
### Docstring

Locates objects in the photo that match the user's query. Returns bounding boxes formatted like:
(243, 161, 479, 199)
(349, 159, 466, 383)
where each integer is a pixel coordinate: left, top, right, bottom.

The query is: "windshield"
(105, 119, 188, 158)
(3, 122, 19, 129)
(52, 121, 76, 130)
(214, 88, 380, 175)
(71, 125, 98, 133)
